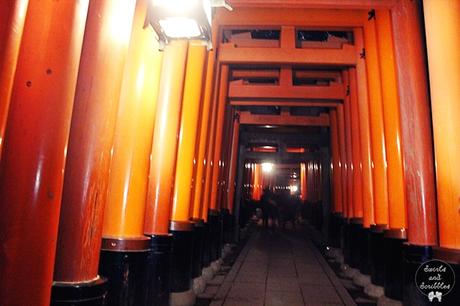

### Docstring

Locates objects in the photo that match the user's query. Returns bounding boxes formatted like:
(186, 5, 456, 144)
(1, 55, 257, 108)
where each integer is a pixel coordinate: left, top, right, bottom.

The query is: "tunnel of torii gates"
(0, 0, 459, 306)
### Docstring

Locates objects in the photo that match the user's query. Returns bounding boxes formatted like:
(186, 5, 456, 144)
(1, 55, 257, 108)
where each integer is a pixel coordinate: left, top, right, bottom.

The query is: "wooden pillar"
(227, 113, 241, 213)
(343, 71, 354, 218)
(102, 0, 162, 242)
(144, 40, 188, 235)
(191, 40, 217, 221)
(98, 1, 163, 303)
(53, 0, 136, 284)
(330, 109, 343, 214)
(353, 28, 374, 228)
(300, 163, 308, 203)
(201, 65, 221, 219)
(172, 42, 207, 222)
(0, 0, 29, 159)
(209, 65, 230, 210)
(349, 68, 364, 220)
(337, 105, 348, 218)
(424, 0, 460, 250)
(363, 17, 389, 227)
(391, 0, 437, 247)
(0, 1, 89, 304)
(376, 9, 407, 234)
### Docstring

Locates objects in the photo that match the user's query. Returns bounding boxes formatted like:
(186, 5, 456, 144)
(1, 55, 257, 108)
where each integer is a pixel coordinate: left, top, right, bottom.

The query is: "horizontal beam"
(215, 8, 369, 27)
(229, 81, 345, 100)
(231, 100, 341, 107)
(239, 111, 330, 126)
(227, 0, 396, 9)
(232, 70, 342, 81)
(219, 44, 357, 66)
(241, 132, 329, 145)
(294, 71, 342, 80)
(232, 69, 279, 79)
(244, 151, 322, 161)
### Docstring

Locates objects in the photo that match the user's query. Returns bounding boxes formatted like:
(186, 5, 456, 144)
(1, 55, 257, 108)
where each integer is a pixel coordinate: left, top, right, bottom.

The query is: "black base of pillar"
(208, 209, 222, 261)
(402, 244, 433, 306)
(191, 219, 205, 279)
(432, 247, 460, 306)
(51, 277, 108, 306)
(328, 213, 343, 248)
(349, 219, 363, 269)
(359, 228, 372, 275)
(383, 229, 407, 301)
(201, 222, 211, 269)
(343, 221, 351, 264)
(145, 234, 172, 306)
(370, 225, 387, 286)
(221, 208, 233, 245)
(169, 221, 194, 294)
(98, 237, 150, 306)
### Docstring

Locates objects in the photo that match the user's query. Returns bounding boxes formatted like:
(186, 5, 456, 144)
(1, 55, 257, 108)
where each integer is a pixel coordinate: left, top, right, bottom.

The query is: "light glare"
(159, 17, 201, 38)
(261, 162, 273, 173)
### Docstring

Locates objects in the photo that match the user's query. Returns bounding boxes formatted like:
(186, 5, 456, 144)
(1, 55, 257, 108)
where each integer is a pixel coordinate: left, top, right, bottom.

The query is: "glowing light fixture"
(261, 162, 274, 173)
(146, 0, 232, 49)
(290, 185, 298, 193)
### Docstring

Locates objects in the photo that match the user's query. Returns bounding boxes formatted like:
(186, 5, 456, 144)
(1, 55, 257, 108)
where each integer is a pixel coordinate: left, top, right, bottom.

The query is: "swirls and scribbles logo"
(415, 260, 455, 302)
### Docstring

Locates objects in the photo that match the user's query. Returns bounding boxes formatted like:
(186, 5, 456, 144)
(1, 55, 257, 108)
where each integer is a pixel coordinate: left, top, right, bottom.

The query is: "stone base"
(202, 266, 214, 282)
(169, 289, 196, 306)
(364, 283, 385, 299)
(353, 272, 371, 287)
(377, 296, 403, 306)
(222, 243, 233, 258)
(340, 264, 359, 279)
(192, 276, 206, 295)
(211, 259, 222, 273)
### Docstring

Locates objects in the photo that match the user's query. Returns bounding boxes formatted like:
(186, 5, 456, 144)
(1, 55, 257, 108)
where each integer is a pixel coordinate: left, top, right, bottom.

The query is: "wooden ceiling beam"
(229, 82, 345, 100)
(219, 44, 357, 66)
(239, 111, 330, 126)
(215, 8, 368, 27)
(226, 0, 396, 10)
(230, 100, 341, 107)
(232, 69, 279, 78)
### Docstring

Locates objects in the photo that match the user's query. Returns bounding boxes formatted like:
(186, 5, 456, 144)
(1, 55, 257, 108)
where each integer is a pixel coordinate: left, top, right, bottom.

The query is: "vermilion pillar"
(337, 105, 348, 218)
(330, 109, 343, 214)
(53, 0, 136, 301)
(227, 113, 241, 214)
(192, 46, 217, 221)
(376, 9, 407, 234)
(98, 0, 163, 304)
(143, 40, 188, 306)
(422, 10, 460, 303)
(0, 0, 28, 159)
(170, 41, 207, 301)
(144, 40, 188, 235)
(391, 3, 440, 301)
(201, 66, 221, 220)
(0, 1, 88, 305)
(363, 18, 389, 227)
(424, 0, 460, 250)
(349, 68, 363, 220)
(391, 0, 437, 247)
(172, 42, 207, 223)
(209, 65, 230, 210)
(343, 72, 354, 219)
(300, 163, 308, 203)
(353, 28, 374, 228)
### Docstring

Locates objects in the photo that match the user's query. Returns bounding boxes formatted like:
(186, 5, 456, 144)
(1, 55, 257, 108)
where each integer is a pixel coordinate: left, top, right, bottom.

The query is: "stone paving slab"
(206, 227, 356, 306)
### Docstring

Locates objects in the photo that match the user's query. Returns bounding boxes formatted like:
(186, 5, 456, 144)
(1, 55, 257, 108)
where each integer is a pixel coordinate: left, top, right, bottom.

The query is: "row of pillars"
(326, 1, 459, 305)
(0, 1, 241, 306)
